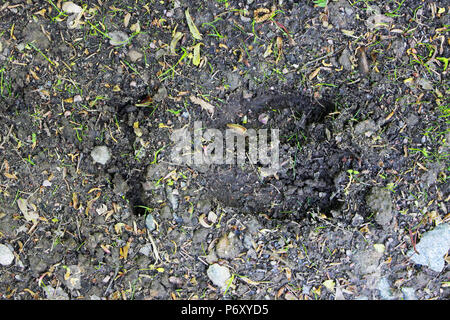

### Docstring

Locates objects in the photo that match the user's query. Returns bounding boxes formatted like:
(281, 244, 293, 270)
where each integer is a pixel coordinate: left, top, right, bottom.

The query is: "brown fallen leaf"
(189, 95, 214, 117)
(357, 46, 369, 74)
(254, 8, 273, 23)
(4, 172, 18, 180)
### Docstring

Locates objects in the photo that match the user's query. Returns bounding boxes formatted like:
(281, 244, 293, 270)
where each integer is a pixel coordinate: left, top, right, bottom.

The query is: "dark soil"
(0, 0, 449, 300)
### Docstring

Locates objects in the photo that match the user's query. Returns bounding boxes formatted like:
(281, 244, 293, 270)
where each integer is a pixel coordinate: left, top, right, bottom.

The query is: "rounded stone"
(0, 244, 14, 266)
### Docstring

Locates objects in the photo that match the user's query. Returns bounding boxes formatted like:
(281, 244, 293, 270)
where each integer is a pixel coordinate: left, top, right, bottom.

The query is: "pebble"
(407, 223, 450, 272)
(153, 85, 168, 102)
(127, 49, 143, 62)
(338, 48, 352, 71)
(108, 31, 129, 46)
(145, 213, 156, 232)
(0, 244, 14, 266)
(91, 146, 111, 165)
(139, 243, 153, 257)
(207, 264, 231, 290)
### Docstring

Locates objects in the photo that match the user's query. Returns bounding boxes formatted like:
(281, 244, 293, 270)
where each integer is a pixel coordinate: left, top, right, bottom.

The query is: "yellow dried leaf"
(193, 42, 203, 66)
(120, 242, 130, 260)
(4, 172, 18, 180)
(30, 69, 40, 80)
(170, 31, 183, 54)
(342, 29, 355, 37)
(34, 9, 47, 17)
(275, 36, 283, 64)
(226, 123, 247, 135)
(130, 22, 141, 33)
(64, 267, 71, 280)
(323, 279, 335, 292)
(124, 12, 131, 28)
(72, 192, 79, 209)
(185, 8, 202, 40)
(403, 77, 414, 84)
(309, 67, 321, 80)
(263, 43, 273, 58)
(114, 223, 126, 234)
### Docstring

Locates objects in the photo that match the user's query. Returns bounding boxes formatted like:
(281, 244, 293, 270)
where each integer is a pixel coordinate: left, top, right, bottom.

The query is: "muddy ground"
(0, 0, 449, 300)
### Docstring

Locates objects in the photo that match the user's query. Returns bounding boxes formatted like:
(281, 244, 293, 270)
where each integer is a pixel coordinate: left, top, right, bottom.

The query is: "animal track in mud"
(114, 91, 358, 220)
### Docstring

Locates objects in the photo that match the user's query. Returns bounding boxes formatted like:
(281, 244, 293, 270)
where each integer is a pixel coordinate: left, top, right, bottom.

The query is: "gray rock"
(377, 277, 395, 300)
(108, 31, 129, 46)
(165, 186, 178, 211)
(401, 287, 417, 300)
(420, 162, 444, 188)
(338, 48, 352, 71)
(44, 286, 69, 300)
(205, 249, 218, 264)
(91, 146, 111, 165)
(112, 174, 129, 195)
(328, 0, 352, 29)
(351, 213, 364, 226)
(226, 72, 241, 92)
(366, 187, 393, 228)
(407, 223, 450, 272)
(139, 243, 153, 257)
(406, 114, 419, 127)
(160, 205, 172, 220)
(145, 213, 156, 232)
(417, 78, 433, 90)
(207, 263, 231, 290)
(0, 244, 14, 266)
(153, 85, 168, 102)
(127, 49, 143, 62)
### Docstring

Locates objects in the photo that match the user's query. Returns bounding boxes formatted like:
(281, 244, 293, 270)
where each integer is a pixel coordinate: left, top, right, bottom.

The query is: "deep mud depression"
(0, 1, 449, 300)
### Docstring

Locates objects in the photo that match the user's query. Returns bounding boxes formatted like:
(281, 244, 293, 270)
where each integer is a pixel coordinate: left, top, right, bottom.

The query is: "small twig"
(0, 124, 13, 149)
(301, 47, 345, 70)
(104, 266, 120, 296)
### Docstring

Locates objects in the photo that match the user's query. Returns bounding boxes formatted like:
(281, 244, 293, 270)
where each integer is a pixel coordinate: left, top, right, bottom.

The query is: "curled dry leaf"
(254, 8, 273, 23)
(199, 214, 213, 228)
(170, 31, 183, 55)
(185, 8, 202, 40)
(17, 198, 39, 224)
(189, 95, 214, 117)
(114, 222, 126, 234)
(193, 42, 203, 66)
(226, 123, 247, 135)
